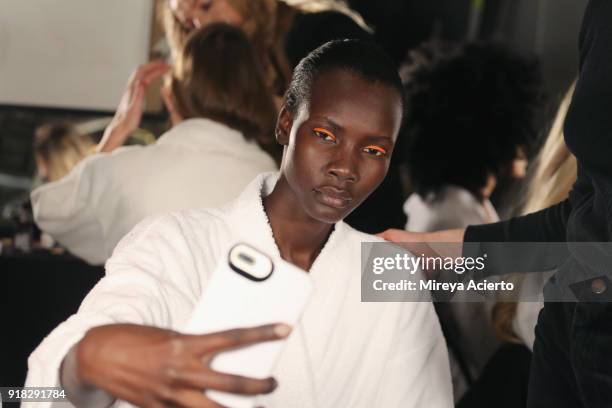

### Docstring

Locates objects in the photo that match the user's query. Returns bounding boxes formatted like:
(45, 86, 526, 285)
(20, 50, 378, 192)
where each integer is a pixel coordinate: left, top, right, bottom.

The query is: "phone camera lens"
(238, 252, 255, 264)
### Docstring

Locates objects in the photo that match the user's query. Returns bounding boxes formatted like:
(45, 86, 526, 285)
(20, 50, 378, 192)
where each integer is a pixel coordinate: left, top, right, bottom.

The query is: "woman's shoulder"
(404, 186, 487, 231)
(110, 208, 231, 260)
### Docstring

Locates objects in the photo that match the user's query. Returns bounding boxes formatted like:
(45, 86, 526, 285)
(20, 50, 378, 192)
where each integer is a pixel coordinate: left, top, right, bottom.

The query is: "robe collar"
(227, 172, 347, 276)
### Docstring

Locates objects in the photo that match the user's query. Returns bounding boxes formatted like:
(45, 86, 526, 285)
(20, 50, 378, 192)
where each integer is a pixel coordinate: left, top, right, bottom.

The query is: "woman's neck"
(263, 178, 333, 271)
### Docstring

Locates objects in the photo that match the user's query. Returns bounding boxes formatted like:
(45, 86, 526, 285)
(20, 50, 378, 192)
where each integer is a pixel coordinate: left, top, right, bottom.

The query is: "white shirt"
(403, 185, 501, 402)
(30, 118, 277, 265)
(25, 173, 453, 408)
(404, 185, 499, 233)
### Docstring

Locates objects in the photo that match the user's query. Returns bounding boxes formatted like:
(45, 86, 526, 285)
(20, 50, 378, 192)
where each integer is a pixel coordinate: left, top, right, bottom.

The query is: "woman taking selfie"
(26, 40, 452, 408)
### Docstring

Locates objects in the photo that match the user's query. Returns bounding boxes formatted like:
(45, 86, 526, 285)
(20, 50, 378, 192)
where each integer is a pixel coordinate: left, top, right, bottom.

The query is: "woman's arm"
(464, 198, 571, 243)
(97, 61, 169, 154)
(379, 199, 573, 278)
(25, 213, 285, 407)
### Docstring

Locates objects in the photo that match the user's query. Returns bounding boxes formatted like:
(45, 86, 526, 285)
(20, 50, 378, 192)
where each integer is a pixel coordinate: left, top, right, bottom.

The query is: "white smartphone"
(183, 243, 314, 408)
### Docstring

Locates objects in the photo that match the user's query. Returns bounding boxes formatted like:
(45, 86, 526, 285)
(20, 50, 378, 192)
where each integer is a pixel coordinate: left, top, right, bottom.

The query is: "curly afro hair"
(402, 41, 543, 200)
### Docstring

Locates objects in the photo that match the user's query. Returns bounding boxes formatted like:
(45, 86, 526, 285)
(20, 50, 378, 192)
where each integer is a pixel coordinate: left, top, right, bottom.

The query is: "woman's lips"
(313, 186, 353, 209)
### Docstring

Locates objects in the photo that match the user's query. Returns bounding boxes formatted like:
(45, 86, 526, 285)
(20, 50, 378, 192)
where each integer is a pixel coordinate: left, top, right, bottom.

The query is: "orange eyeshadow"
(365, 145, 387, 154)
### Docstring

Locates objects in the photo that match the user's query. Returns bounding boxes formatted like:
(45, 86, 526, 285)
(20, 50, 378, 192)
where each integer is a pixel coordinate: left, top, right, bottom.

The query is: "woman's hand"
(377, 229, 429, 245)
(65, 323, 290, 408)
(378, 228, 465, 247)
(97, 61, 170, 153)
(377, 229, 466, 278)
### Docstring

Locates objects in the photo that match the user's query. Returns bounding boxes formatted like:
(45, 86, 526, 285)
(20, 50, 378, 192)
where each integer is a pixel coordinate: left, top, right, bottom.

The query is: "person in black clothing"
(381, 1, 612, 406)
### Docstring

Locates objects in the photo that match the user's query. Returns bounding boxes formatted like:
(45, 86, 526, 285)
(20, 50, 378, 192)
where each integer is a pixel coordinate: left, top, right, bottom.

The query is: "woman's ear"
(275, 106, 293, 146)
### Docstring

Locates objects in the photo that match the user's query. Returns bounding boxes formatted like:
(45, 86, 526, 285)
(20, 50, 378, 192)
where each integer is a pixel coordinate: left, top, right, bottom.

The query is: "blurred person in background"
(402, 41, 541, 234)
(104, 1, 372, 155)
(33, 123, 95, 184)
(163, 0, 371, 99)
(30, 123, 96, 251)
(399, 40, 542, 402)
(31, 24, 278, 265)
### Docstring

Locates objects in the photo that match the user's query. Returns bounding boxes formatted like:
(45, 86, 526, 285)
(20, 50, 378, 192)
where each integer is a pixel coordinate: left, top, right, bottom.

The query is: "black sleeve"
(564, 0, 612, 178)
(460, 200, 571, 277)
(464, 199, 571, 243)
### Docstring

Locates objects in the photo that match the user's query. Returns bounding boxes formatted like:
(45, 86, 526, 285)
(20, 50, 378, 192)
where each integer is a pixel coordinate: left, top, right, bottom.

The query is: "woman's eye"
(363, 146, 387, 157)
(313, 128, 336, 143)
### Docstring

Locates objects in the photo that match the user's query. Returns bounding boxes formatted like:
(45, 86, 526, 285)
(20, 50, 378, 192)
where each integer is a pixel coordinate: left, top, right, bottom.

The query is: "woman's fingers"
(376, 229, 465, 261)
(377, 228, 416, 242)
(127, 61, 170, 90)
(140, 64, 171, 87)
(160, 387, 227, 408)
(188, 324, 292, 356)
(167, 363, 277, 396)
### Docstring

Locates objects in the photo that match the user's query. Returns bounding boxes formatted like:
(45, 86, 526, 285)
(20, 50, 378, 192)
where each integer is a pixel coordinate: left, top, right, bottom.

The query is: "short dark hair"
(284, 39, 404, 117)
(403, 41, 542, 200)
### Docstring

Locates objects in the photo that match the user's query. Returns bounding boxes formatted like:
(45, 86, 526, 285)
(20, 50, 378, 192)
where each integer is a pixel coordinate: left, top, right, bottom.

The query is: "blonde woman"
(493, 83, 578, 348)
(163, 0, 370, 95)
(102, 1, 371, 155)
(33, 123, 95, 183)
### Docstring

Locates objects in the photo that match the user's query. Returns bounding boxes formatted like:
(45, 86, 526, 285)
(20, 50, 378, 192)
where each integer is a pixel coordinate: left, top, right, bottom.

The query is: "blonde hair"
(279, 0, 371, 31)
(163, 0, 276, 54)
(161, 0, 287, 93)
(34, 123, 94, 182)
(522, 82, 578, 214)
(492, 82, 578, 343)
(160, 0, 370, 96)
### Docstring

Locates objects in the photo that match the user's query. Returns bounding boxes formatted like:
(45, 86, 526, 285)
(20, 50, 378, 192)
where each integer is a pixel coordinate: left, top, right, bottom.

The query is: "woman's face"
(170, 0, 244, 32)
(511, 145, 528, 179)
(276, 69, 403, 224)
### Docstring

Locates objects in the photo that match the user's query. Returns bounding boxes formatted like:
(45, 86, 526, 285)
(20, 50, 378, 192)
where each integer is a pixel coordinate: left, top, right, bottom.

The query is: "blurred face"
(276, 69, 403, 224)
(511, 145, 528, 179)
(170, 0, 244, 32)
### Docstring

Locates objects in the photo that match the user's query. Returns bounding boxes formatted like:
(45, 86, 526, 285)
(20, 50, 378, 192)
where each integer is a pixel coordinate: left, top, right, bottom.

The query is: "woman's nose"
(327, 152, 359, 184)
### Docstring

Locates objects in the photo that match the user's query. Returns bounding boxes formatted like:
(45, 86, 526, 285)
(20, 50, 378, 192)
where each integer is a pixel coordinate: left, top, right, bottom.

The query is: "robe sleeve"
(31, 156, 110, 265)
(24, 213, 203, 407)
(374, 301, 453, 407)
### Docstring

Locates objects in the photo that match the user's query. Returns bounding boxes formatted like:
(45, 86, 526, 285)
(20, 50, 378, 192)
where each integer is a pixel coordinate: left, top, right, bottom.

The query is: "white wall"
(0, 0, 153, 111)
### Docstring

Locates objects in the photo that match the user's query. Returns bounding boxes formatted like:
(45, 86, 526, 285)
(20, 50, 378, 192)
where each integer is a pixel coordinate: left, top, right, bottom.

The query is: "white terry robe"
(30, 118, 277, 265)
(25, 173, 453, 408)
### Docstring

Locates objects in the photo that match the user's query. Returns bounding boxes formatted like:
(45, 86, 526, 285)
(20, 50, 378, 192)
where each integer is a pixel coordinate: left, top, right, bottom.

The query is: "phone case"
(183, 243, 314, 408)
